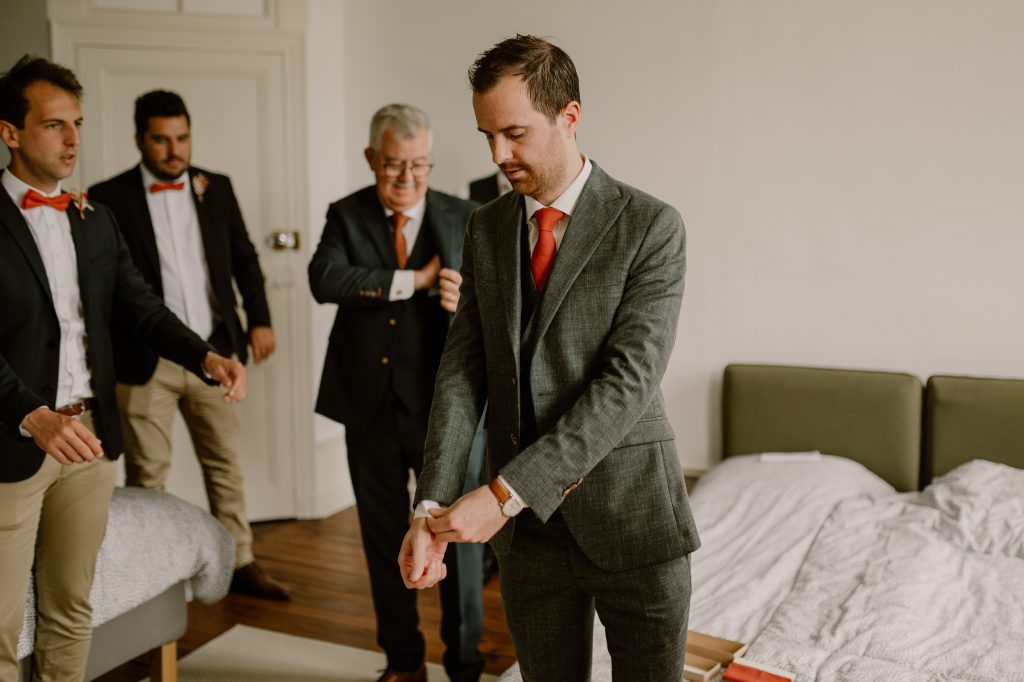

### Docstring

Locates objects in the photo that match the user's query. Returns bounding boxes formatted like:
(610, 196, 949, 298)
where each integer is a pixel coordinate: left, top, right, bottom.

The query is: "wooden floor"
(95, 507, 516, 681)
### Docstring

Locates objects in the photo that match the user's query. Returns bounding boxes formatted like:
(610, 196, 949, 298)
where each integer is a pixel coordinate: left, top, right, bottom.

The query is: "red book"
(722, 657, 795, 682)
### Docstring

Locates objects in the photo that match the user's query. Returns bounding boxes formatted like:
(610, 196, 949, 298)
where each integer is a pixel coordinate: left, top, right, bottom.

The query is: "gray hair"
(368, 103, 432, 151)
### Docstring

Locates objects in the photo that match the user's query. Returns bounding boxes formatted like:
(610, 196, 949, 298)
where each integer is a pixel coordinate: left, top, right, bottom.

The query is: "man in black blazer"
(467, 170, 509, 205)
(0, 56, 246, 682)
(309, 104, 484, 682)
(88, 90, 288, 600)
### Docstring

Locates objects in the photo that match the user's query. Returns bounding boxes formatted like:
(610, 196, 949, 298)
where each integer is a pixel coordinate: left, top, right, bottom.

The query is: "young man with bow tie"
(88, 90, 289, 601)
(0, 55, 247, 682)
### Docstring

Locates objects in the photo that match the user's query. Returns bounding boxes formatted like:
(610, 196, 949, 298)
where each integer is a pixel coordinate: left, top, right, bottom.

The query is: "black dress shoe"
(376, 665, 427, 682)
(230, 561, 291, 600)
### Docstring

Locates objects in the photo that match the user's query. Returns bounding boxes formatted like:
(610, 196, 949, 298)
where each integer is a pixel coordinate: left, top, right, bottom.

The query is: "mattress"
(17, 486, 234, 659)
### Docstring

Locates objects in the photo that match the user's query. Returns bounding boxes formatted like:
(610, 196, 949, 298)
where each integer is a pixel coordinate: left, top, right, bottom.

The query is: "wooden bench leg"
(150, 641, 177, 682)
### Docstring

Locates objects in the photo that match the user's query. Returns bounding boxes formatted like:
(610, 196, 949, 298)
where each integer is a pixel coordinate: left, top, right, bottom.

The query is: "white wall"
(309, 0, 1024, 472)
(306, 0, 355, 509)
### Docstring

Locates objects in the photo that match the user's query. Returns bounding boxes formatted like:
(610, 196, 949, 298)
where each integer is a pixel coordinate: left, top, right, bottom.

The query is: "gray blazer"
(415, 163, 700, 572)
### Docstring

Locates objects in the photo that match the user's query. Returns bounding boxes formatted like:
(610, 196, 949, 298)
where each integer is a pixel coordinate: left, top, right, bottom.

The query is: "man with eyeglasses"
(309, 104, 485, 682)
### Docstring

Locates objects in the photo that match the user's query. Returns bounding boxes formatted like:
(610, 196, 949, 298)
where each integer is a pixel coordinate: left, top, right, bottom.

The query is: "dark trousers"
(499, 511, 691, 682)
(346, 394, 485, 680)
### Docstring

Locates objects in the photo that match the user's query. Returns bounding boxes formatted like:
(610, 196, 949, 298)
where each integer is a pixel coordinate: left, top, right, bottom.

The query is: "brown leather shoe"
(376, 665, 427, 682)
(230, 561, 291, 601)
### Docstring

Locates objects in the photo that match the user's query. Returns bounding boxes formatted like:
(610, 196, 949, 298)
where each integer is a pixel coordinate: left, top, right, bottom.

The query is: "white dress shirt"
(384, 196, 426, 301)
(141, 165, 215, 341)
(524, 155, 593, 254)
(3, 170, 93, 418)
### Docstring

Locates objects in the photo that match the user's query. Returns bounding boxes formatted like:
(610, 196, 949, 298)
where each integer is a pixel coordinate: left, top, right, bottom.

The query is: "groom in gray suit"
(400, 35, 700, 680)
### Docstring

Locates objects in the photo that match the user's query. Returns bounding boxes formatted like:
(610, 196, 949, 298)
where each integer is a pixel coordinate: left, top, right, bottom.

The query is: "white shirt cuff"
(413, 499, 441, 519)
(498, 475, 529, 509)
(389, 271, 415, 301)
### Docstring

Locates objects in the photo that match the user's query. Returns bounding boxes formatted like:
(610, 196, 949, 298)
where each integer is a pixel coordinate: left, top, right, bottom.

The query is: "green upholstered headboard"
(924, 375, 1024, 483)
(723, 364, 923, 491)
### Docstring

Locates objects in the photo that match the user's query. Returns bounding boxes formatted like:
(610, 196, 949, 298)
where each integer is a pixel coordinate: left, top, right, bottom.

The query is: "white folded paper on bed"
(758, 451, 822, 462)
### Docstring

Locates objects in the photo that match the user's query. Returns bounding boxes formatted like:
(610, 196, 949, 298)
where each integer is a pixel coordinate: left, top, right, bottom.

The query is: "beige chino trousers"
(116, 357, 252, 567)
(0, 411, 117, 682)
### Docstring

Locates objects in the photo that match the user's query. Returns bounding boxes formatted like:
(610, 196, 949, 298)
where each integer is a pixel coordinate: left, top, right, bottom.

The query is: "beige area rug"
(146, 625, 498, 682)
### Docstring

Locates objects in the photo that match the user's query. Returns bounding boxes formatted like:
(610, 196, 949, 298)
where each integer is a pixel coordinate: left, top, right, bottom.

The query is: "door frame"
(49, 0, 322, 518)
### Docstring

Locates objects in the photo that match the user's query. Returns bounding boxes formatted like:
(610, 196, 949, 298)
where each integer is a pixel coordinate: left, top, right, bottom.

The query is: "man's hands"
(410, 255, 461, 312)
(203, 353, 249, 402)
(22, 407, 103, 465)
(426, 485, 510, 543)
(438, 268, 462, 313)
(399, 517, 449, 589)
(248, 326, 276, 364)
(414, 254, 442, 291)
(398, 485, 509, 591)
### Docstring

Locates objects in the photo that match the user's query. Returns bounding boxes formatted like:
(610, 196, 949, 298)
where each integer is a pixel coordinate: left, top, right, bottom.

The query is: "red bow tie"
(150, 182, 186, 193)
(22, 189, 73, 212)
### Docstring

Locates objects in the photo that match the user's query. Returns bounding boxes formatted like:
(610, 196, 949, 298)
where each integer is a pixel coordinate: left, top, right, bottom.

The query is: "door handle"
(266, 231, 300, 251)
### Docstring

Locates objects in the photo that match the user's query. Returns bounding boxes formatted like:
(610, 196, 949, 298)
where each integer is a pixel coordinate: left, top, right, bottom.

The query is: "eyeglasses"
(381, 160, 434, 178)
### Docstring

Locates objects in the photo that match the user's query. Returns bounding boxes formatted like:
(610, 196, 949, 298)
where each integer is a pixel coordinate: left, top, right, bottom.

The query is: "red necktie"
(21, 189, 73, 211)
(391, 213, 410, 268)
(150, 182, 185, 193)
(531, 207, 564, 292)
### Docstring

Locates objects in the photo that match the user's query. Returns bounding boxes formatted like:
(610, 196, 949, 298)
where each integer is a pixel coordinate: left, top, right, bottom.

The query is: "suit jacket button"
(380, 356, 389, 365)
(511, 376, 517, 387)
(509, 433, 518, 446)
(388, 318, 397, 326)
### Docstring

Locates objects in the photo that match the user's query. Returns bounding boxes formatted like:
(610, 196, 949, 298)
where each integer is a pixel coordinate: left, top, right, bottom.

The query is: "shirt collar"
(2, 168, 64, 207)
(524, 154, 593, 219)
(140, 164, 190, 192)
(381, 194, 427, 224)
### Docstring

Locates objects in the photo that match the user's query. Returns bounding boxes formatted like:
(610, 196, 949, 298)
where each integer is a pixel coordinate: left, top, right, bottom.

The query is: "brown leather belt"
(55, 399, 92, 417)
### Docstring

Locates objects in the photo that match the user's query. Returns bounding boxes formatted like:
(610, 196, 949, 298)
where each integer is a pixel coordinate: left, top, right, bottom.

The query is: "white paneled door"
(52, 8, 311, 520)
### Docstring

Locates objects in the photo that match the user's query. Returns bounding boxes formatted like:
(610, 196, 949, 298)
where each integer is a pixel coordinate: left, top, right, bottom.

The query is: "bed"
(17, 486, 234, 681)
(499, 363, 1024, 681)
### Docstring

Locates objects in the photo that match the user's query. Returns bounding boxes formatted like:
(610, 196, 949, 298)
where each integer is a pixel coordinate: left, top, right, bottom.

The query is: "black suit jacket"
(468, 173, 502, 205)
(0, 181, 215, 482)
(308, 186, 477, 426)
(88, 165, 270, 384)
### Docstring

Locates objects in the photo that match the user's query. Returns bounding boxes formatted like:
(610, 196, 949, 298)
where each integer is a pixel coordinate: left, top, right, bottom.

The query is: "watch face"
(502, 497, 523, 517)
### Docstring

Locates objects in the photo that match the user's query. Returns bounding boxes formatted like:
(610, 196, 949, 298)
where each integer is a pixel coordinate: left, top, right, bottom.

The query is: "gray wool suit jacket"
(415, 162, 700, 572)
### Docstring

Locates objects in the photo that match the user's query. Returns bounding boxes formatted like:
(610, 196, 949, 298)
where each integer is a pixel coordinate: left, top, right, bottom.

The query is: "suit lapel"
(425, 190, 456, 269)
(67, 204, 92, 309)
(530, 165, 626, 345)
(358, 194, 398, 268)
(189, 167, 220, 273)
(126, 165, 162, 285)
(0, 186, 54, 306)
(494, 193, 524, 365)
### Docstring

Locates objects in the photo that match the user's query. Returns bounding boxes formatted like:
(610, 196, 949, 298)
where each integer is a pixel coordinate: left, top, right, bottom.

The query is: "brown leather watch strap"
(488, 477, 511, 505)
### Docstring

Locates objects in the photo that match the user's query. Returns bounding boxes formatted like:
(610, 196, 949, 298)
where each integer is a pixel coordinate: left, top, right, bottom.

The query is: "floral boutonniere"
(192, 172, 209, 203)
(71, 188, 94, 220)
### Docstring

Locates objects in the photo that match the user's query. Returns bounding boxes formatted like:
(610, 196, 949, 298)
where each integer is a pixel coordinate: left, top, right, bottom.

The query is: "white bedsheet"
(747, 459, 1024, 681)
(498, 454, 894, 681)
(17, 486, 234, 659)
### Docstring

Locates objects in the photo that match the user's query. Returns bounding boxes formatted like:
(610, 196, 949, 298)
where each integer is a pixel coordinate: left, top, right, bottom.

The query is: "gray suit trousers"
(498, 511, 690, 681)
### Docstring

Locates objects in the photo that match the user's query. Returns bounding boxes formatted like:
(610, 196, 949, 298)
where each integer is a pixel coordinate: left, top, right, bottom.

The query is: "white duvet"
(499, 454, 893, 681)
(17, 487, 234, 660)
(748, 459, 1024, 681)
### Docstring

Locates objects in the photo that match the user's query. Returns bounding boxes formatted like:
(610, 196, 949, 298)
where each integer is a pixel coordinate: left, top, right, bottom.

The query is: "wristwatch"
(488, 477, 523, 517)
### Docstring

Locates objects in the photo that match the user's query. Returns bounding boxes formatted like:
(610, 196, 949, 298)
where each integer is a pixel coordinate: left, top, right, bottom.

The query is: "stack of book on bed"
(721, 657, 796, 681)
(683, 632, 795, 682)
(683, 631, 747, 681)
